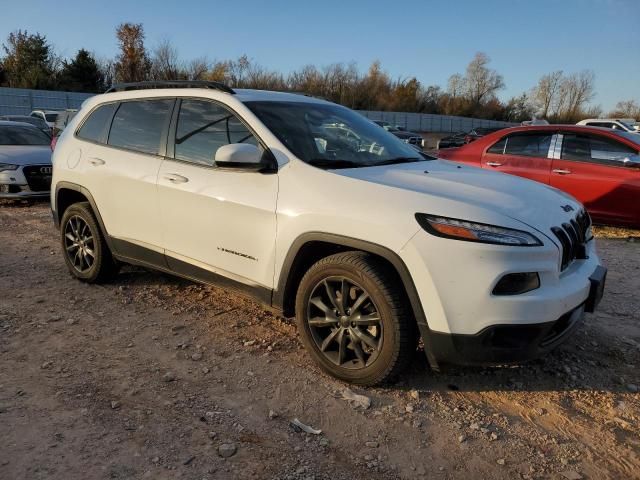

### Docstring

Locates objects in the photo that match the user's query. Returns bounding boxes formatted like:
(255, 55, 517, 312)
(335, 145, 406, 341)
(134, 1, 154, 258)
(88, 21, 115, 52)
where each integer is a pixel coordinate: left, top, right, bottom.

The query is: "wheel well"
(280, 241, 407, 318)
(56, 188, 89, 223)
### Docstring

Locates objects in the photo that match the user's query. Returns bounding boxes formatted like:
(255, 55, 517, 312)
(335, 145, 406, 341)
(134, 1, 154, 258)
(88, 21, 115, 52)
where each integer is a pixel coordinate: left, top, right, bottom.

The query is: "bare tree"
(463, 52, 505, 107)
(226, 55, 251, 87)
(186, 57, 209, 80)
(531, 70, 563, 118)
(96, 55, 116, 89)
(608, 99, 640, 119)
(150, 38, 184, 80)
(206, 60, 229, 83)
(562, 70, 595, 121)
(288, 64, 324, 96)
(446, 73, 464, 98)
(113, 23, 151, 83)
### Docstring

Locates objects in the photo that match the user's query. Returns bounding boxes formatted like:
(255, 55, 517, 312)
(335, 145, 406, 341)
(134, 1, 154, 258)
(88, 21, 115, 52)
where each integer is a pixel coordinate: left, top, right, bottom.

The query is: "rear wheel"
(60, 202, 118, 283)
(295, 251, 416, 385)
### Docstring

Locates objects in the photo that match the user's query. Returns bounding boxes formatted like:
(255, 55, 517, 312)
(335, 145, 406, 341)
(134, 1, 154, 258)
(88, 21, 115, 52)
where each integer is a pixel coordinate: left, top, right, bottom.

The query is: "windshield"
(7, 116, 48, 129)
(246, 101, 430, 168)
(45, 113, 59, 123)
(618, 120, 636, 131)
(0, 125, 51, 145)
(614, 130, 640, 146)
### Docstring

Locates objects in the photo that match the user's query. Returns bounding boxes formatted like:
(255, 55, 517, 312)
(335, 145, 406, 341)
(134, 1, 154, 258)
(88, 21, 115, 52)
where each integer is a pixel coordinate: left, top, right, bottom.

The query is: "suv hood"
(334, 159, 583, 237)
(0, 146, 52, 166)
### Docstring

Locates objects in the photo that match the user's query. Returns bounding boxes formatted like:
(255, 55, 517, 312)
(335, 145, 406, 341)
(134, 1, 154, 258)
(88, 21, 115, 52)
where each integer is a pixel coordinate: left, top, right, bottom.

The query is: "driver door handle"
(88, 157, 105, 166)
(164, 173, 189, 184)
(553, 169, 572, 175)
(486, 162, 502, 167)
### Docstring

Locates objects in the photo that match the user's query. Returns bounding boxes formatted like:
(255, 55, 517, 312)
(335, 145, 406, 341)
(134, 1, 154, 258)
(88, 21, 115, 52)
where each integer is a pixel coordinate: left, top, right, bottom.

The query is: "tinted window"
(487, 137, 506, 154)
(562, 133, 636, 165)
(504, 133, 552, 157)
(174, 99, 257, 166)
(0, 125, 50, 145)
(77, 103, 117, 143)
(108, 99, 173, 155)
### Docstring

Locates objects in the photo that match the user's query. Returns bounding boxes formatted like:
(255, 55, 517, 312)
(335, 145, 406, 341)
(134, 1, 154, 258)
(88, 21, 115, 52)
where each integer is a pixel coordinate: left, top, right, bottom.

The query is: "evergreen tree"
(58, 49, 105, 93)
(1, 30, 57, 89)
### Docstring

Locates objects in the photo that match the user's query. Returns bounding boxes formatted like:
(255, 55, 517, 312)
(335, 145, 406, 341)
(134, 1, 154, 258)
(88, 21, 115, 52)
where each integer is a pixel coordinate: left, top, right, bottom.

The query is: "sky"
(1, 0, 639, 110)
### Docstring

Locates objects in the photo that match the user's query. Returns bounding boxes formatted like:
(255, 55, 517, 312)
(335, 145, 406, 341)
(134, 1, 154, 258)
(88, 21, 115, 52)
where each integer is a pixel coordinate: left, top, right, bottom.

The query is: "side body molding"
(52, 192, 439, 369)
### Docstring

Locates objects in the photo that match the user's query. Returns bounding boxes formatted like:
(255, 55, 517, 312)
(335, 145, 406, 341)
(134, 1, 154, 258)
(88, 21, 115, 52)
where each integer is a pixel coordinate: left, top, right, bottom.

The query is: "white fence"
(357, 110, 515, 133)
(0, 87, 515, 133)
(0, 87, 93, 115)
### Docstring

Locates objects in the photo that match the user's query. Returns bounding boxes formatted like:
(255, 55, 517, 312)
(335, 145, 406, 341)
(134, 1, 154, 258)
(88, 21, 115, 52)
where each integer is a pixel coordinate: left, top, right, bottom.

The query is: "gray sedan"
(0, 121, 53, 199)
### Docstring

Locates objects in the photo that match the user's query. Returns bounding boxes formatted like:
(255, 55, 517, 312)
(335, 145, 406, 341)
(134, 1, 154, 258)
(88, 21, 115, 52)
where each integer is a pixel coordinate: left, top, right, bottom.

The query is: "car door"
(550, 131, 640, 227)
(481, 131, 553, 184)
(77, 98, 174, 255)
(157, 98, 278, 292)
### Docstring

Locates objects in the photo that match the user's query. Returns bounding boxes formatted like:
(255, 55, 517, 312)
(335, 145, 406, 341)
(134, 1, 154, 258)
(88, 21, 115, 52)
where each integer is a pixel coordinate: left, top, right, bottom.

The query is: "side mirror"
(214, 143, 264, 170)
(622, 154, 640, 168)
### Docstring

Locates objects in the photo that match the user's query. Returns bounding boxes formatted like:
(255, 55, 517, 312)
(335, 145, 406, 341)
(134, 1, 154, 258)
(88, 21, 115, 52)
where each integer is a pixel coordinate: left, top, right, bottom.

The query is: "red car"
(438, 125, 640, 229)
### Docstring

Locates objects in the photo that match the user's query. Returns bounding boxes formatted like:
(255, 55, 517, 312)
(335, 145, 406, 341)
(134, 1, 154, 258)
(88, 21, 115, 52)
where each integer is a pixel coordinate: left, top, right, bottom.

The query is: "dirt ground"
(0, 200, 638, 480)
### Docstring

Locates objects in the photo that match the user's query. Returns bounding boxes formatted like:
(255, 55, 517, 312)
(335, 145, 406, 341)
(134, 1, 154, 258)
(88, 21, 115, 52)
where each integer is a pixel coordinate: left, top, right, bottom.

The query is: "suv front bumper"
(431, 266, 607, 365)
(401, 229, 606, 366)
(429, 266, 605, 365)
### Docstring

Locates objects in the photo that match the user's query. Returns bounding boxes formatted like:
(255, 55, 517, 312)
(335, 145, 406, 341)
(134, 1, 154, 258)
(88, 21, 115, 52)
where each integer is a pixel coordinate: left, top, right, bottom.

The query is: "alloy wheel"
(306, 276, 383, 369)
(64, 215, 95, 273)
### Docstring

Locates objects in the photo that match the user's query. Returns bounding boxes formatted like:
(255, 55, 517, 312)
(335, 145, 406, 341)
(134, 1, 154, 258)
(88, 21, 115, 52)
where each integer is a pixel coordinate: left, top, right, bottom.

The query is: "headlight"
(415, 214, 542, 246)
(0, 163, 18, 172)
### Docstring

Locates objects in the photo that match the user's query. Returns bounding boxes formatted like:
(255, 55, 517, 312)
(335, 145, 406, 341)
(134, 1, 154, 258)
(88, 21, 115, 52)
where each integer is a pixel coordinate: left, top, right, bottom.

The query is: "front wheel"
(295, 251, 416, 385)
(60, 202, 119, 283)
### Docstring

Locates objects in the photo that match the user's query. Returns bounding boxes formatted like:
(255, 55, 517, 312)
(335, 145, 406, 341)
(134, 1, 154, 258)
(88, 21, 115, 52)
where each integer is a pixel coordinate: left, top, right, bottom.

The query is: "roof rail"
(105, 80, 235, 95)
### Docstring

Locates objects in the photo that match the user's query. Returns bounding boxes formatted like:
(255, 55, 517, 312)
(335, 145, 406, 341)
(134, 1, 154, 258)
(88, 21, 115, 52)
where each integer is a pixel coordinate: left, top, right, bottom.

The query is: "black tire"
(295, 251, 417, 386)
(60, 201, 119, 283)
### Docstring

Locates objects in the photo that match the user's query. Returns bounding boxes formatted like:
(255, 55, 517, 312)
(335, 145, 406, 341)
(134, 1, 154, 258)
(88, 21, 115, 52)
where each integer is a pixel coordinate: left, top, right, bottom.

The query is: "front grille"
(551, 210, 591, 271)
(22, 165, 52, 192)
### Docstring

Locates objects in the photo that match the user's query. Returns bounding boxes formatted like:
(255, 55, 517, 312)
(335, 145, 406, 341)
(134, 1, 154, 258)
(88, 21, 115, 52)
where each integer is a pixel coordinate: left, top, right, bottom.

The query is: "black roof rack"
(105, 80, 235, 95)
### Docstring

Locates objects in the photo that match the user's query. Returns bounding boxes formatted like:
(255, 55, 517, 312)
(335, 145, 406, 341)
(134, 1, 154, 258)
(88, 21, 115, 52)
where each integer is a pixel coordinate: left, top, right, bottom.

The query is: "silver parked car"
(0, 121, 53, 199)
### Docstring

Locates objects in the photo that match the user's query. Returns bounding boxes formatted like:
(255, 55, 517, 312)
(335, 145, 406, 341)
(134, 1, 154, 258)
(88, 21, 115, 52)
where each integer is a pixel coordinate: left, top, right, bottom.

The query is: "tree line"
(1, 24, 638, 123)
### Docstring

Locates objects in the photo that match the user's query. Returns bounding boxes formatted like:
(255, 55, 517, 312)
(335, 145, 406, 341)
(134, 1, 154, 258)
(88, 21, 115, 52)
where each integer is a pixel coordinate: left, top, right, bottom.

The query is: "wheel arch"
(54, 182, 114, 251)
(273, 232, 439, 369)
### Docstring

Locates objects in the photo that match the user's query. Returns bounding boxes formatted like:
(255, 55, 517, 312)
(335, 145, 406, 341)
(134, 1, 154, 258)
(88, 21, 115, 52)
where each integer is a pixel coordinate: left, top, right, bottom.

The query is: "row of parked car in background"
(0, 109, 77, 198)
(0, 100, 638, 229)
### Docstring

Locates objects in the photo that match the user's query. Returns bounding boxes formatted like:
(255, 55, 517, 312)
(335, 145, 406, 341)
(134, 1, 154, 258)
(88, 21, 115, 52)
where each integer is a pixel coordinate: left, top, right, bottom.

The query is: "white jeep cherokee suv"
(51, 81, 606, 385)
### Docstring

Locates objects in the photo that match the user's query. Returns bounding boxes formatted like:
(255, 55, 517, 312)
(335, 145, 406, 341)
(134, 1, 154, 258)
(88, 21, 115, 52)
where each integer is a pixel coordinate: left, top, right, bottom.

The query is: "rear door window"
(503, 133, 552, 157)
(561, 133, 637, 165)
(108, 99, 174, 155)
(486, 137, 506, 154)
(174, 99, 257, 166)
(77, 103, 117, 143)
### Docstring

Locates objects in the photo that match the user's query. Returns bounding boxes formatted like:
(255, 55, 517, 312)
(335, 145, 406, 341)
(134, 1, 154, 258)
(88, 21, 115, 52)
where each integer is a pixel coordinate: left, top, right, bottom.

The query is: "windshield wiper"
(372, 157, 423, 166)
(307, 159, 364, 169)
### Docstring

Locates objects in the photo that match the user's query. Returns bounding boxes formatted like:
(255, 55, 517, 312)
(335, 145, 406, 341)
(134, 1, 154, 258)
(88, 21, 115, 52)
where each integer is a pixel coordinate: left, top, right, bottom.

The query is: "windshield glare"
(0, 126, 51, 145)
(246, 101, 427, 168)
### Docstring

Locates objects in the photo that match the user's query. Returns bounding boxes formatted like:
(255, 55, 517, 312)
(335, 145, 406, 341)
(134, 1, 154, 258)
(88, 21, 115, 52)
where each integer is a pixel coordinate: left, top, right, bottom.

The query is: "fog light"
(0, 184, 10, 193)
(492, 272, 540, 295)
